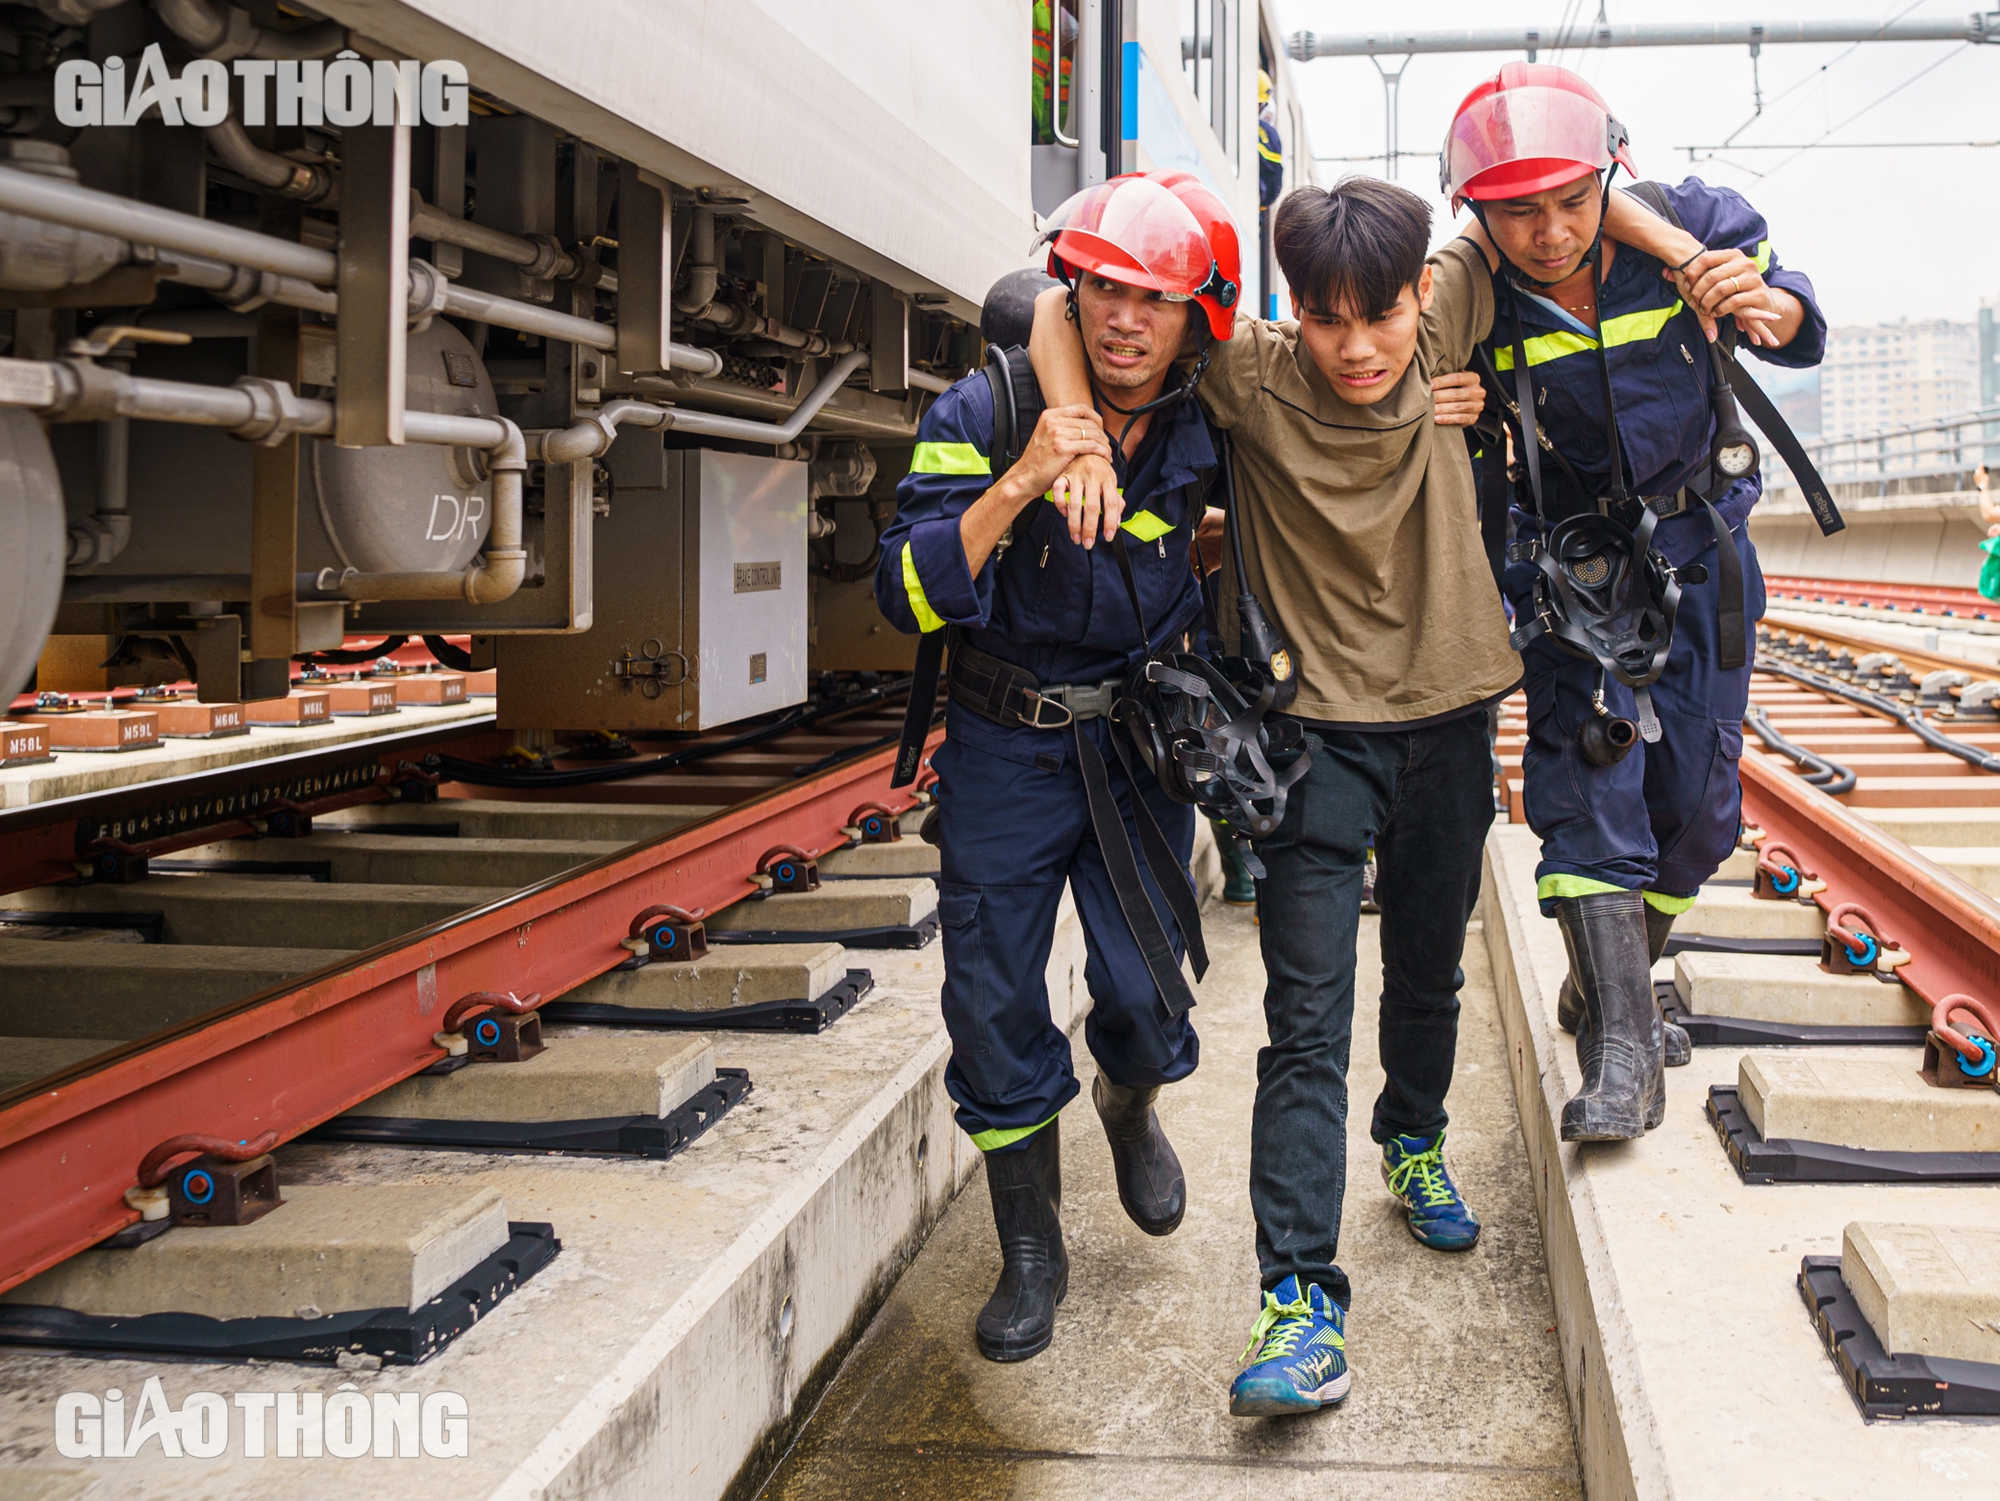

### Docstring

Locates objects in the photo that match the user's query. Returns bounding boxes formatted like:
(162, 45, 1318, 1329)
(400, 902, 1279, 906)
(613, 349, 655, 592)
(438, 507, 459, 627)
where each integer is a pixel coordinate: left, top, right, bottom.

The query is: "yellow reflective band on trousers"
(900, 542, 945, 634)
(1491, 300, 1687, 372)
(911, 442, 991, 476)
(971, 1113, 1058, 1152)
(1537, 874, 1629, 903)
(1643, 890, 1698, 915)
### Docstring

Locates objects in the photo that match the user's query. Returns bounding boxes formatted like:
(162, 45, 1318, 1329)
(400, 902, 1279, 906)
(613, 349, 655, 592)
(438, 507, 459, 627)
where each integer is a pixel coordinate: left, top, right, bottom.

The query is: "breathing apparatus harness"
(1471, 174, 1840, 763)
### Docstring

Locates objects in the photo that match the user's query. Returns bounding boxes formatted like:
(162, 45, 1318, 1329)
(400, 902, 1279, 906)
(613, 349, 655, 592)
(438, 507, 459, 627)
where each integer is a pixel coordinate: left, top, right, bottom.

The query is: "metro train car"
(0, 0, 1311, 733)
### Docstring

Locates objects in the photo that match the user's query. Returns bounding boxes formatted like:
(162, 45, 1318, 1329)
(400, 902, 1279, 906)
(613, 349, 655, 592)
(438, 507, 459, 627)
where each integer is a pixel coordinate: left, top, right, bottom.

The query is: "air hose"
(1753, 656, 2000, 775)
(1742, 701, 1857, 796)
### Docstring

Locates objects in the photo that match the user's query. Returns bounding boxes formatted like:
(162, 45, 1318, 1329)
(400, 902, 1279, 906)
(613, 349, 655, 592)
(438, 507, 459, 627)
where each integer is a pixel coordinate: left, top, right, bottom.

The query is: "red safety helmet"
(1038, 173, 1238, 340)
(1141, 170, 1242, 339)
(1440, 62, 1635, 208)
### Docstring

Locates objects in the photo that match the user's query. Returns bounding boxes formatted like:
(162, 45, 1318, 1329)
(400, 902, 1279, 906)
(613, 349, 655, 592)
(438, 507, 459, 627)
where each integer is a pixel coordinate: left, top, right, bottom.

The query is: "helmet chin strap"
(1089, 338, 1214, 454)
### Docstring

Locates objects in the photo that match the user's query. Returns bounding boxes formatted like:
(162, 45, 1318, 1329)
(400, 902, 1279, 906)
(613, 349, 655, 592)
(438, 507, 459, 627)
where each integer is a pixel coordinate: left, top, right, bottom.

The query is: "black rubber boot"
(1645, 904, 1692, 1070)
(1092, 1073, 1186, 1236)
(1555, 892, 1663, 1143)
(1557, 898, 1691, 1070)
(975, 1119, 1068, 1362)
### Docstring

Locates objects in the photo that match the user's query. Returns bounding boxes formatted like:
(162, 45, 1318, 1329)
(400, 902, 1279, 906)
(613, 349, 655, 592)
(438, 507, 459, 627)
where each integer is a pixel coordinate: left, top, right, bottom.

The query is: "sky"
(1270, 0, 2000, 329)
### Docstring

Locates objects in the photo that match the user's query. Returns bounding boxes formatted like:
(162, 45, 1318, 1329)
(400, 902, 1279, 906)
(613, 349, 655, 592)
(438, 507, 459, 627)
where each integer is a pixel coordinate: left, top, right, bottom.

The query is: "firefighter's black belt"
(946, 639, 1206, 1015)
(948, 642, 1122, 730)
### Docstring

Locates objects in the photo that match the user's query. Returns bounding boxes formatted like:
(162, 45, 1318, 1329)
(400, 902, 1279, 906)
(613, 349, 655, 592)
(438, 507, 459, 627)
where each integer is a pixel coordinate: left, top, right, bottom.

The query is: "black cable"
(296, 635, 408, 666)
(431, 678, 914, 788)
(1755, 656, 2000, 774)
(423, 635, 476, 672)
(1743, 701, 1856, 796)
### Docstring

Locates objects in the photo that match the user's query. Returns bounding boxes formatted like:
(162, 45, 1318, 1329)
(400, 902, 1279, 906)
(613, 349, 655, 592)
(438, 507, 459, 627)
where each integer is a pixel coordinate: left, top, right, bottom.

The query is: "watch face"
(1269, 648, 1293, 681)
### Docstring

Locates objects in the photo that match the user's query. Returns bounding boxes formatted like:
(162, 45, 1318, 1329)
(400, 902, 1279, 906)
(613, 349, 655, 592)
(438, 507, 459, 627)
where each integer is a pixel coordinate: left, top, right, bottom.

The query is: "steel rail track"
(1738, 751, 2000, 1027)
(0, 720, 942, 1297)
(0, 714, 502, 896)
(1763, 575, 1996, 619)
(1757, 616, 1995, 684)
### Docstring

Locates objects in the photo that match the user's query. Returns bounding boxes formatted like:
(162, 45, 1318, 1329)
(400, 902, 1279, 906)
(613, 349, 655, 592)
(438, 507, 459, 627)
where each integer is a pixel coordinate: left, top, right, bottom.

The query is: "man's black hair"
(1272, 176, 1432, 320)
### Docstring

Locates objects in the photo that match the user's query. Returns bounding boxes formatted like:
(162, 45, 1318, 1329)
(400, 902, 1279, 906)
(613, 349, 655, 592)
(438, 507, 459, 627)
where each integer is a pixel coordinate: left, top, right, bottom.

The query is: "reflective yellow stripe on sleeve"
(900, 541, 945, 633)
(1491, 300, 1686, 371)
(1750, 239, 1771, 274)
(910, 442, 991, 476)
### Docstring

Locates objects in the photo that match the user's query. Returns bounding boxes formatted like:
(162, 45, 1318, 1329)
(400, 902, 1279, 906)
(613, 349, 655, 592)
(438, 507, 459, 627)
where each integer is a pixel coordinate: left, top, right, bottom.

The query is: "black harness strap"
(892, 626, 947, 787)
(1724, 350, 1844, 537)
(1072, 719, 1198, 1016)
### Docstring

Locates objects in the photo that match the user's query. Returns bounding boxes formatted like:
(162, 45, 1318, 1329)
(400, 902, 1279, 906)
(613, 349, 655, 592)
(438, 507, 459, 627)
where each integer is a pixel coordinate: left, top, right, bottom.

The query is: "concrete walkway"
(761, 903, 1580, 1500)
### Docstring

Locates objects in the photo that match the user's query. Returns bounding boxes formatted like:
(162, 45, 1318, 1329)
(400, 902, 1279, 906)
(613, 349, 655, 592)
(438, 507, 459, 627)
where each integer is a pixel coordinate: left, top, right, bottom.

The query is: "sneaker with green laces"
(1381, 1130, 1481, 1251)
(1228, 1275, 1350, 1416)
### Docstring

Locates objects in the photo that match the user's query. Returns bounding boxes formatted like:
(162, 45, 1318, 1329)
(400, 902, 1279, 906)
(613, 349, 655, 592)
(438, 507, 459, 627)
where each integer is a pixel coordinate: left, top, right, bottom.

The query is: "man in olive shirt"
(1030, 176, 1694, 1415)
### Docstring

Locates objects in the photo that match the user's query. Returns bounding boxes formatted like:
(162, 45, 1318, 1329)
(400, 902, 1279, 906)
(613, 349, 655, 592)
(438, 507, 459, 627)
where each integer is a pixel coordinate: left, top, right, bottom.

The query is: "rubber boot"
(1092, 1073, 1186, 1236)
(975, 1119, 1068, 1362)
(1213, 822, 1257, 905)
(1558, 899, 1692, 1070)
(1644, 904, 1692, 1069)
(1554, 892, 1663, 1143)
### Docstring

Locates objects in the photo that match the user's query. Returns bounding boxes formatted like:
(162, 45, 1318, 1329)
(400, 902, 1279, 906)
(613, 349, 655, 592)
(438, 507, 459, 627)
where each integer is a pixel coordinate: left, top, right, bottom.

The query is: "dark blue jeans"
(1250, 712, 1496, 1303)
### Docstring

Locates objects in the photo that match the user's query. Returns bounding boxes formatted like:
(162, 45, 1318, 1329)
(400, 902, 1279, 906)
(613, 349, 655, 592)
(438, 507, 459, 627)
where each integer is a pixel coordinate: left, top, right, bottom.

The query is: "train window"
(1182, 0, 1234, 157)
(1033, 0, 1080, 147)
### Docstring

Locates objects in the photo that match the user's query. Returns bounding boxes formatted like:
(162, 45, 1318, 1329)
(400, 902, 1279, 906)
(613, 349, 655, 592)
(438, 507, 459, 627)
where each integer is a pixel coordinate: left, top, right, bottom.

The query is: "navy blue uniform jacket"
(1479, 177, 1826, 567)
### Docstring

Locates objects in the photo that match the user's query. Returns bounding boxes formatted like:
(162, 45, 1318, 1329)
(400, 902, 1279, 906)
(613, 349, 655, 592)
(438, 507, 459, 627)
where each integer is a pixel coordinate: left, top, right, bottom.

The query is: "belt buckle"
(1066, 682, 1118, 720)
(1019, 689, 1075, 730)
(1644, 493, 1687, 519)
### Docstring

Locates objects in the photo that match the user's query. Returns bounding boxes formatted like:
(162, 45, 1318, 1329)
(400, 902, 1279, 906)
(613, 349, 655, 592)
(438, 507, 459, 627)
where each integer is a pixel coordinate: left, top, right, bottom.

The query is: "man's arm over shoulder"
(874, 380, 998, 635)
(1667, 176, 1827, 367)
(1423, 237, 1497, 373)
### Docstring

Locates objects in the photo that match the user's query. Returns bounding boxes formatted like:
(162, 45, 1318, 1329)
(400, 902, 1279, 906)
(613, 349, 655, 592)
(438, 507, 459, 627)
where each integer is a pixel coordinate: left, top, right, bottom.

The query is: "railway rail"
(0, 675, 940, 1298)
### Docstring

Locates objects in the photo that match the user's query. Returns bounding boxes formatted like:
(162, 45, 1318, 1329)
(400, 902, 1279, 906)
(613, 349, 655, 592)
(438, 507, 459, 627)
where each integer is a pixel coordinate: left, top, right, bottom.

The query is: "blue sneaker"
(1381, 1130, 1481, 1251)
(1228, 1275, 1350, 1416)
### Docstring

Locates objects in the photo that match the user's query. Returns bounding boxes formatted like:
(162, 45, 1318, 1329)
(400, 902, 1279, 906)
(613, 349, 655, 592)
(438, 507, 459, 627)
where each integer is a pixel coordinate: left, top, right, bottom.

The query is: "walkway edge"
(1479, 826, 1672, 1501)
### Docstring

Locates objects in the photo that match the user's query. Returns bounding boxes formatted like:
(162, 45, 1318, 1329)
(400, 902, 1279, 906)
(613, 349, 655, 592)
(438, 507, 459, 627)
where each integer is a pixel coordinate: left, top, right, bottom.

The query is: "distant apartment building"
(1819, 319, 1979, 437)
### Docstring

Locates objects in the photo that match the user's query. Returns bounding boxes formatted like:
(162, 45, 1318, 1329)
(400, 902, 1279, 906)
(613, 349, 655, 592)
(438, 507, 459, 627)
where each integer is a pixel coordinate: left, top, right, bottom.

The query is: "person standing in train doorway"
(1445, 63, 1826, 1143)
(875, 177, 1240, 1363)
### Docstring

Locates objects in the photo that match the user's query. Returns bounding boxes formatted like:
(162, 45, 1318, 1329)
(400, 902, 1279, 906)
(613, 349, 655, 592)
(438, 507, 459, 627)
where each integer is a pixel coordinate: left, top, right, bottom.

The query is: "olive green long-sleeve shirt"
(1206, 237, 1520, 725)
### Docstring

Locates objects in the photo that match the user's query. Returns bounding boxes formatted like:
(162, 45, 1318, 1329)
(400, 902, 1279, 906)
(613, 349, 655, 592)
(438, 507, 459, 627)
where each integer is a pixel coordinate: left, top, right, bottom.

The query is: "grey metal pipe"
(164, 251, 338, 314)
(67, 357, 131, 570)
(673, 204, 719, 316)
(0, 164, 336, 282)
(526, 353, 871, 457)
(906, 370, 952, 395)
(299, 419, 527, 604)
(409, 198, 614, 291)
(1289, 15, 1999, 59)
(155, 0, 346, 61)
(526, 399, 670, 464)
(203, 114, 335, 203)
(659, 351, 870, 445)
